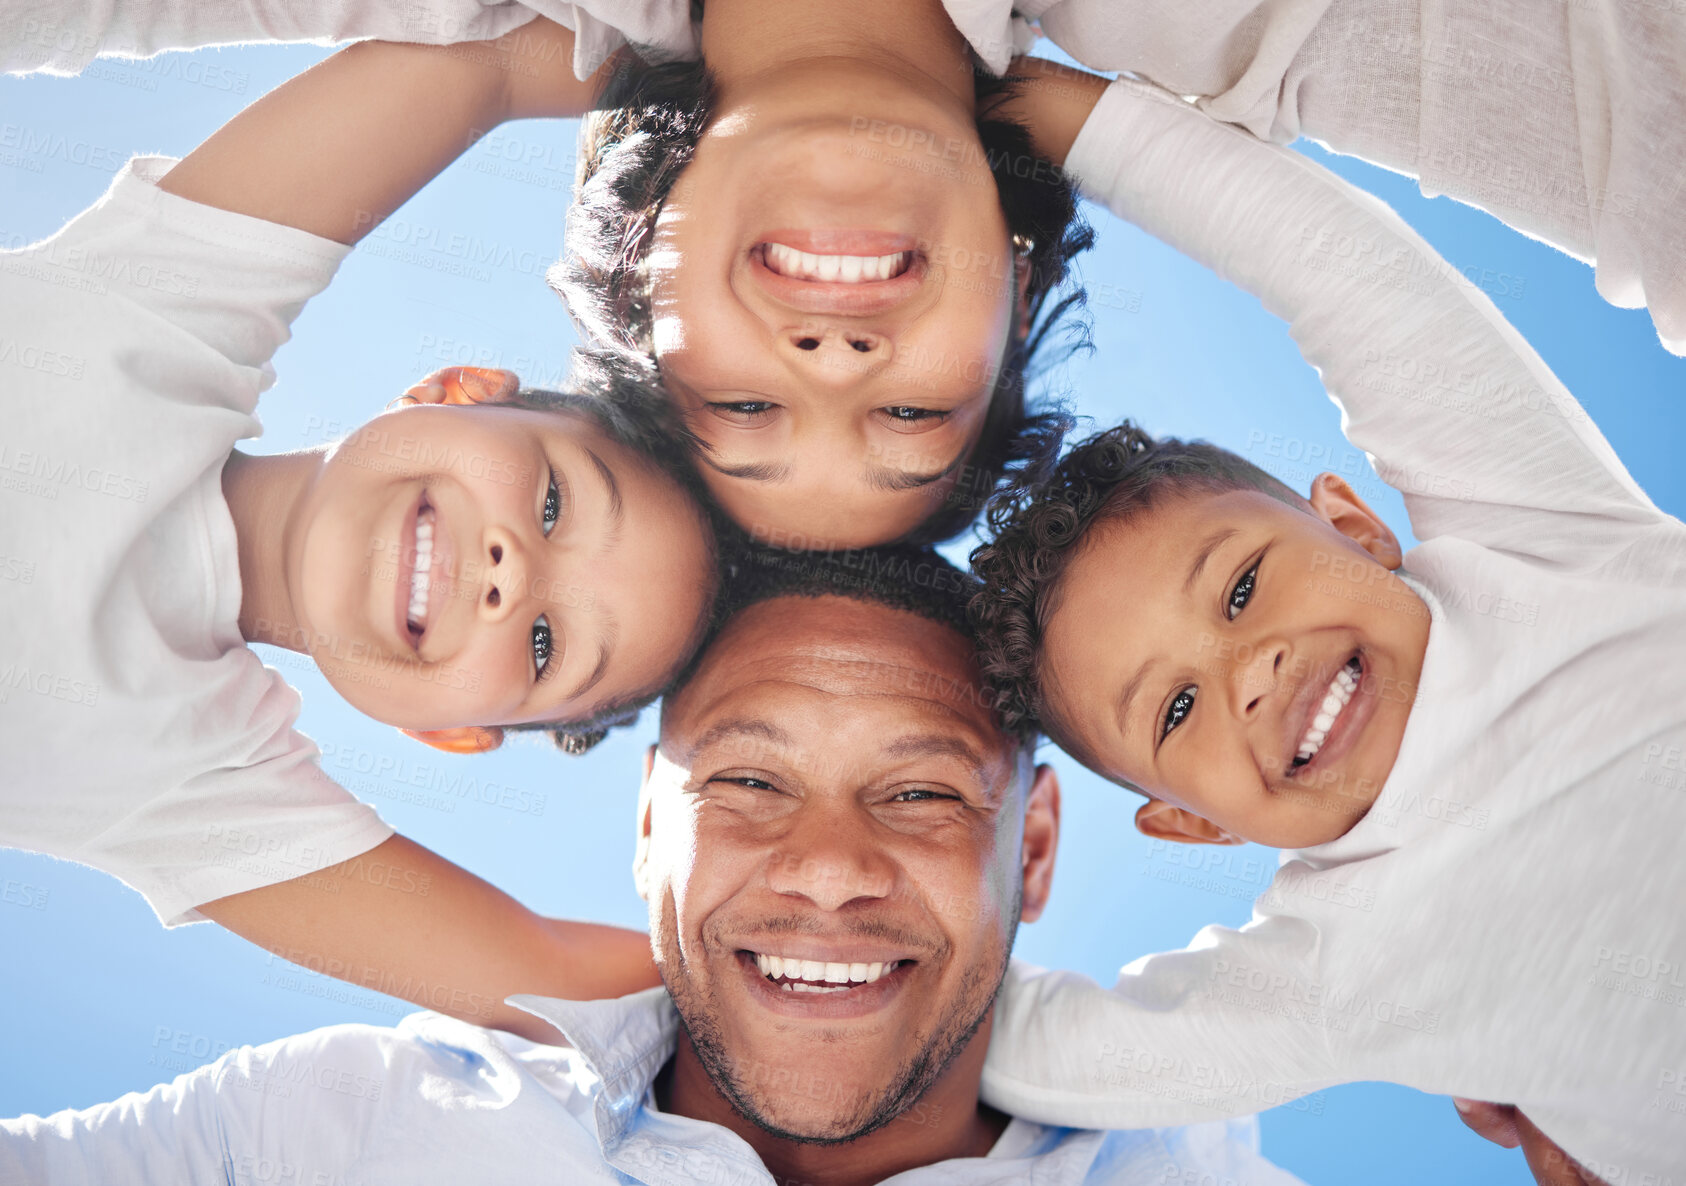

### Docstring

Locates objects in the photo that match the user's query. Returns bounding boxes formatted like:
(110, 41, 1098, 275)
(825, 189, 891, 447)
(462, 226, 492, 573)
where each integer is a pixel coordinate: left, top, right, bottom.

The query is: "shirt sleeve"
(0, 1069, 232, 1184)
(1038, 0, 1686, 357)
(981, 913, 1339, 1130)
(1063, 78, 1668, 572)
(2, 0, 542, 75)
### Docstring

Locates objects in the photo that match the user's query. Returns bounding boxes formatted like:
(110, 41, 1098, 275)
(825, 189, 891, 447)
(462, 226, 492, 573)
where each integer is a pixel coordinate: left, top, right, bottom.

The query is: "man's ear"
(632, 744, 658, 902)
(390, 366, 521, 410)
(1018, 763, 1061, 923)
(1307, 473, 1403, 571)
(1135, 798, 1245, 846)
(400, 726, 503, 754)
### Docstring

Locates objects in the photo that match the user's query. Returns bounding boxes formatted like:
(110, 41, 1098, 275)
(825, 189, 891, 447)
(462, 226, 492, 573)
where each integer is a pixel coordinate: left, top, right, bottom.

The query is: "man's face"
(1041, 484, 1430, 849)
(638, 594, 1057, 1141)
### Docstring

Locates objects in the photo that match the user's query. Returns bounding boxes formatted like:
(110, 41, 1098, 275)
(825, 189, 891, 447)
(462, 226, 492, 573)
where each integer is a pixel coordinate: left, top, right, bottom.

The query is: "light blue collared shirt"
(1, 986, 1304, 1185)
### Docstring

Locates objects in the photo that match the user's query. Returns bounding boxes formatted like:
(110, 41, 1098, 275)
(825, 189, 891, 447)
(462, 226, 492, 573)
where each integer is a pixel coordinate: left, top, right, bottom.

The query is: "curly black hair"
(550, 56, 1094, 545)
(968, 422, 1304, 749)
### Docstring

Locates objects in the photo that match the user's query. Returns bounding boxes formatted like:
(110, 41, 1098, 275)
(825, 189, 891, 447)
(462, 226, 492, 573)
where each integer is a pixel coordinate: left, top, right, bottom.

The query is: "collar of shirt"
(507, 987, 1113, 1185)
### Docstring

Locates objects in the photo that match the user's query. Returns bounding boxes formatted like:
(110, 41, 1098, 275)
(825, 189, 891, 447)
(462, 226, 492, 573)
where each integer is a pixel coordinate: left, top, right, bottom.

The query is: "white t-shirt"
(1028, 0, 1686, 357)
(8, 0, 1680, 358)
(0, 157, 394, 925)
(0, 0, 696, 85)
(980, 80, 1686, 1180)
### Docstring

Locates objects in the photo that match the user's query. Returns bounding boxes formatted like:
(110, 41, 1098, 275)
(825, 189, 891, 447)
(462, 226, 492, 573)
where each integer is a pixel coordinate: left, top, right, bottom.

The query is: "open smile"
(749, 231, 926, 316)
(735, 946, 917, 1018)
(392, 490, 454, 655)
(1282, 652, 1377, 777)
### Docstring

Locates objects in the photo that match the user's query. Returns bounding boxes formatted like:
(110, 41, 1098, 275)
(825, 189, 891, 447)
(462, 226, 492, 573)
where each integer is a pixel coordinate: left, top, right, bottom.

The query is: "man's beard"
(663, 893, 1022, 1146)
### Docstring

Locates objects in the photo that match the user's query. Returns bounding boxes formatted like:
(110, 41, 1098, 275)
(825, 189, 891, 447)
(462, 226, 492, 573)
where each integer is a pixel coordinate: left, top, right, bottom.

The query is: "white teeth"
(753, 953, 898, 987)
(764, 244, 911, 284)
(406, 507, 437, 633)
(1293, 658, 1361, 764)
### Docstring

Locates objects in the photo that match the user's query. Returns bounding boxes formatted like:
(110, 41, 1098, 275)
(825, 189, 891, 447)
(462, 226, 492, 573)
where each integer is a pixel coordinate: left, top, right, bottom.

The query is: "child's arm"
(157, 15, 598, 245)
(198, 836, 657, 1043)
(154, 23, 656, 1040)
(982, 913, 1342, 1129)
(1007, 58, 1674, 579)
(3, 1, 538, 77)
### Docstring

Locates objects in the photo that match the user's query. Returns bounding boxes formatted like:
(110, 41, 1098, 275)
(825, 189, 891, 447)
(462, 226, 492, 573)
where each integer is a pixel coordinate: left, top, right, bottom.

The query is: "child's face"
(1038, 483, 1431, 849)
(284, 403, 713, 731)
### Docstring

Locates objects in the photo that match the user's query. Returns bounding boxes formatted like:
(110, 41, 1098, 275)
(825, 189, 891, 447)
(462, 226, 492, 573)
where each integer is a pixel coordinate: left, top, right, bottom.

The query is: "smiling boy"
(967, 67, 1686, 1177)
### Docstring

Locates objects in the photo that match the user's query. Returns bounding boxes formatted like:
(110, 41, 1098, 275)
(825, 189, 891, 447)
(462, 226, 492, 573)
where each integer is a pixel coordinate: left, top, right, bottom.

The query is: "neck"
(658, 1013, 1009, 1186)
(699, 0, 978, 110)
(221, 448, 322, 652)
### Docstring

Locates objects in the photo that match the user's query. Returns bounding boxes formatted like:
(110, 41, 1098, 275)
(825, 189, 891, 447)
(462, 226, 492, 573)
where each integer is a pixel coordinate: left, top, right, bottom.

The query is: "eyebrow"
(585, 447, 625, 538)
(698, 455, 793, 483)
(699, 453, 961, 491)
(1115, 662, 1155, 741)
(684, 717, 792, 762)
(1184, 528, 1240, 596)
(565, 617, 619, 705)
(865, 449, 965, 493)
(882, 734, 993, 784)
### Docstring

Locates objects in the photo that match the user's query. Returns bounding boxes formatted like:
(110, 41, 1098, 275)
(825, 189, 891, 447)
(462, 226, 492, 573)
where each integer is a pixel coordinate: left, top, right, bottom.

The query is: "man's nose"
(764, 808, 896, 912)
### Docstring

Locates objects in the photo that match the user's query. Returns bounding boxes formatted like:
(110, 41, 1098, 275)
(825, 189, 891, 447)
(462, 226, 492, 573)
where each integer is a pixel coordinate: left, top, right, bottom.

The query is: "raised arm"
(1005, 59, 1671, 577)
(157, 14, 603, 244)
(2, 0, 538, 76)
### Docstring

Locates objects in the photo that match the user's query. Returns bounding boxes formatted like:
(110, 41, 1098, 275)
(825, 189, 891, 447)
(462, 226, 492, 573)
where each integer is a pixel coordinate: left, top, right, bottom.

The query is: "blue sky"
(2, 39, 1681, 1185)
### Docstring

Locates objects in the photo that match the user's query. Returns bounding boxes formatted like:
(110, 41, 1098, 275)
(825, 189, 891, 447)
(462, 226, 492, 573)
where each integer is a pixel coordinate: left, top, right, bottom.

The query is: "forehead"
(663, 595, 1004, 752)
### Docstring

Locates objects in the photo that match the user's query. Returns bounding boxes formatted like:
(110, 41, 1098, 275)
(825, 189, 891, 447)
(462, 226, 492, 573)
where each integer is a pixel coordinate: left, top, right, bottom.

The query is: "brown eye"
(531, 615, 553, 678)
(1227, 562, 1258, 619)
(1162, 687, 1195, 740)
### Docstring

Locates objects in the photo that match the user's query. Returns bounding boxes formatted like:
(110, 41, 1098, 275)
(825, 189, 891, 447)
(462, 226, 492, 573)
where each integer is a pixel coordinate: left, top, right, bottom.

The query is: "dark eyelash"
(710, 401, 776, 416)
(882, 407, 947, 422)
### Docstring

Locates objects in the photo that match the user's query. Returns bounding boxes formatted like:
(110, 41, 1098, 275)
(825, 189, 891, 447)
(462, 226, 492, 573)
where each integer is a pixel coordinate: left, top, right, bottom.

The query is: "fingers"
(400, 726, 505, 754)
(391, 366, 521, 409)
(1514, 1111, 1611, 1186)
(1452, 1097, 1522, 1148)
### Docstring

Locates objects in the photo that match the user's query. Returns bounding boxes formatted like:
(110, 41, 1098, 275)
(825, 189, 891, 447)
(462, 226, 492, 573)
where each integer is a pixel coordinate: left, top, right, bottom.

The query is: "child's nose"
(1235, 638, 1289, 717)
(477, 527, 528, 623)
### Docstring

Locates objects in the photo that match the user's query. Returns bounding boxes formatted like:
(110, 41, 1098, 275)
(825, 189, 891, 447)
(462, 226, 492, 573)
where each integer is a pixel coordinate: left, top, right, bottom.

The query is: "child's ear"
(390, 366, 520, 409)
(1135, 798, 1245, 846)
(400, 726, 504, 754)
(1307, 473, 1403, 571)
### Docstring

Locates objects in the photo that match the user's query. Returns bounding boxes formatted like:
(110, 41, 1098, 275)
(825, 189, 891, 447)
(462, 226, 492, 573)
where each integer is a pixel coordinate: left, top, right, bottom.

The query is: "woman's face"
(647, 60, 1022, 548)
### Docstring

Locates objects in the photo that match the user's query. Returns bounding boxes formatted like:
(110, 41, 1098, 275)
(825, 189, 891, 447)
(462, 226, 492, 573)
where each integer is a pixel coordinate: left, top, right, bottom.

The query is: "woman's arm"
(158, 15, 604, 244)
